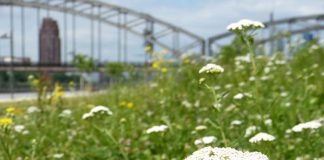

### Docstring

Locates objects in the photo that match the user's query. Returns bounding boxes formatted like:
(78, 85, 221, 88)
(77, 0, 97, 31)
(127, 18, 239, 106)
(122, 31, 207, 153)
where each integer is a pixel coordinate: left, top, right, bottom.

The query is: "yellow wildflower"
(152, 60, 162, 69)
(0, 118, 12, 126)
(87, 104, 95, 109)
(50, 83, 64, 105)
(145, 46, 152, 52)
(6, 107, 15, 113)
(119, 101, 127, 107)
(69, 81, 75, 87)
(127, 102, 134, 109)
(53, 83, 64, 96)
(183, 58, 190, 64)
(32, 79, 39, 86)
(161, 68, 168, 73)
(69, 81, 75, 91)
(160, 50, 168, 55)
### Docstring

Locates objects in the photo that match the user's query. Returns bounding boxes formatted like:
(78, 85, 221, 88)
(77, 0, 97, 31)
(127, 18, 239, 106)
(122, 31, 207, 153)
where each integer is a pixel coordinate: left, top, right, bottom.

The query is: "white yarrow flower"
(52, 153, 64, 159)
(245, 125, 258, 137)
(195, 125, 207, 131)
(235, 54, 251, 63)
(59, 109, 72, 117)
(249, 132, 276, 143)
(22, 130, 29, 135)
(321, 72, 324, 76)
(231, 120, 243, 126)
(27, 106, 41, 114)
(90, 106, 113, 115)
(82, 106, 113, 120)
(249, 76, 256, 81)
(14, 125, 26, 133)
(291, 120, 322, 132)
(227, 19, 265, 31)
(199, 78, 206, 84)
(82, 113, 93, 120)
(280, 92, 288, 97)
(199, 64, 224, 74)
(233, 93, 244, 100)
(146, 125, 168, 134)
(182, 100, 192, 108)
(185, 146, 269, 160)
(194, 136, 217, 145)
(264, 119, 272, 126)
(225, 84, 233, 89)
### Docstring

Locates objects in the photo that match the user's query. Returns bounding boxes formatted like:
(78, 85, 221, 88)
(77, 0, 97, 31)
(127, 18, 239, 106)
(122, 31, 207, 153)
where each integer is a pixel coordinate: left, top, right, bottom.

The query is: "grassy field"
(0, 27, 324, 159)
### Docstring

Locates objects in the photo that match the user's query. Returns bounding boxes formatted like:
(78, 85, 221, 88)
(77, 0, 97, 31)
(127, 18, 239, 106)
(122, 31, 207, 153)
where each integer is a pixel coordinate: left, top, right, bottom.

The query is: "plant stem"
(243, 35, 257, 75)
(0, 133, 12, 160)
(206, 119, 228, 147)
(104, 130, 129, 160)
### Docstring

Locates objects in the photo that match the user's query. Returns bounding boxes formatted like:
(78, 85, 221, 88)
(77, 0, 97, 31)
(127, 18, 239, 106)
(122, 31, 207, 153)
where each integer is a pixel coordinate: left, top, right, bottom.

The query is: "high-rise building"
(39, 18, 61, 64)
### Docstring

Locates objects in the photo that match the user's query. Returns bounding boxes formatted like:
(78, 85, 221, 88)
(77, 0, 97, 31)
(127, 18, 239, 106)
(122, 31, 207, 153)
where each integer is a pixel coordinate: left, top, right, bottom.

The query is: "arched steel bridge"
(0, 0, 205, 60)
(208, 13, 324, 55)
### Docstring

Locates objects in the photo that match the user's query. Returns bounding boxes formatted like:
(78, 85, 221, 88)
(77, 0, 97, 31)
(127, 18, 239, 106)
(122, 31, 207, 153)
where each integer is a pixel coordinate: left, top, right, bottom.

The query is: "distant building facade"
(39, 18, 61, 64)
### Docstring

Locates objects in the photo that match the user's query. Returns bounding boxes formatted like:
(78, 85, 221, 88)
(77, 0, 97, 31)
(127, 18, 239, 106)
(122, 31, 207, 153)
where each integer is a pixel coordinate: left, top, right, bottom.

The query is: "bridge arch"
(0, 0, 205, 61)
(208, 13, 324, 55)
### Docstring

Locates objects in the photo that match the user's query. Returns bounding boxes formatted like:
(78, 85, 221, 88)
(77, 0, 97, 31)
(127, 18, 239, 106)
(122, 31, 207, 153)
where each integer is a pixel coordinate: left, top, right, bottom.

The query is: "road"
(0, 90, 105, 103)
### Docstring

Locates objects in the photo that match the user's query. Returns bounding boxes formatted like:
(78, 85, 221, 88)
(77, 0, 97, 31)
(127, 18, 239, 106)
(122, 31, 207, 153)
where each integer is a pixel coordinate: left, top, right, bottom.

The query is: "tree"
(72, 54, 96, 90)
(72, 54, 96, 73)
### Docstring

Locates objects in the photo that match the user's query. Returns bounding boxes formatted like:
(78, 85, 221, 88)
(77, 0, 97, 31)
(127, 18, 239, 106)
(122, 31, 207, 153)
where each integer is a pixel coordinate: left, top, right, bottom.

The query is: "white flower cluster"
(199, 64, 224, 74)
(245, 125, 258, 137)
(291, 120, 322, 132)
(14, 125, 29, 135)
(146, 125, 168, 134)
(231, 120, 243, 126)
(52, 153, 64, 159)
(233, 93, 252, 100)
(185, 146, 269, 160)
(82, 106, 113, 120)
(235, 54, 251, 63)
(233, 93, 244, 100)
(194, 136, 217, 145)
(59, 109, 72, 118)
(195, 125, 208, 131)
(27, 106, 41, 114)
(249, 132, 275, 143)
(227, 19, 265, 31)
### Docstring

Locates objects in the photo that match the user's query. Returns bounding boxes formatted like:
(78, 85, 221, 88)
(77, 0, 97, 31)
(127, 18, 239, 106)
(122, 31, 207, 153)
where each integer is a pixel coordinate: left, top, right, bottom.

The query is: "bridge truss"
(0, 0, 205, 64)
(208, 13, 324, 55)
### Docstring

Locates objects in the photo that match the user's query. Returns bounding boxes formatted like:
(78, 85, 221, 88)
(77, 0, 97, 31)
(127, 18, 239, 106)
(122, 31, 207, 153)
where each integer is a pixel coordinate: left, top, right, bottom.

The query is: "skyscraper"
(39, 18, 61, 64)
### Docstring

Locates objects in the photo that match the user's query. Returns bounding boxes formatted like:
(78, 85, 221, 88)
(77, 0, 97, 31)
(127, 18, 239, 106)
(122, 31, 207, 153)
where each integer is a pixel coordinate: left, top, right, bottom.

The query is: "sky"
(0, 0, 323, 62)
(107, 0, 324, 37)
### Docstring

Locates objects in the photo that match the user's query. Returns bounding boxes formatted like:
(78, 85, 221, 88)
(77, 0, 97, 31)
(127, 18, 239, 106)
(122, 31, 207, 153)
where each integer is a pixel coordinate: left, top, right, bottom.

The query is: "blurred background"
(0, 0, 323, 100)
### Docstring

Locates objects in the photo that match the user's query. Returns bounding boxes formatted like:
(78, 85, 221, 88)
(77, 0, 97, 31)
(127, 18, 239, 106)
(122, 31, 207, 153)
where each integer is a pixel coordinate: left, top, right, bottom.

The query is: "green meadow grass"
(0, 42, 324, 160)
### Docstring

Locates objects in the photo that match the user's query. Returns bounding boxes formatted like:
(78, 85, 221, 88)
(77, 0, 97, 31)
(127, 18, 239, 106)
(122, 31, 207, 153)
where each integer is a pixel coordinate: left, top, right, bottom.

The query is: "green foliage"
(217, 36, 248, 64)
(0, 42, 323, 159)
(105, 62, 135, 82)
(72, 54, 96, 73)
(105, 62, 126, 79)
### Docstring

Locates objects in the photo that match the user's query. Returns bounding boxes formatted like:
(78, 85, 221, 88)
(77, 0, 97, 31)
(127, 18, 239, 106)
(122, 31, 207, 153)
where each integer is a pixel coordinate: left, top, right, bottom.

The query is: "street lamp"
(0, 33, 11, 58)
(0, 33, 10, 39)
(0, 33, 14, 99)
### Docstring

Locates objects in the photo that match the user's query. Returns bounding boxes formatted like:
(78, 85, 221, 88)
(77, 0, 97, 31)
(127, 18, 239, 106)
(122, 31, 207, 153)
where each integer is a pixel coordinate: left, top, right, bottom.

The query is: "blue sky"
(0, 0, 323, 62)
(107, 0, 324, 36)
